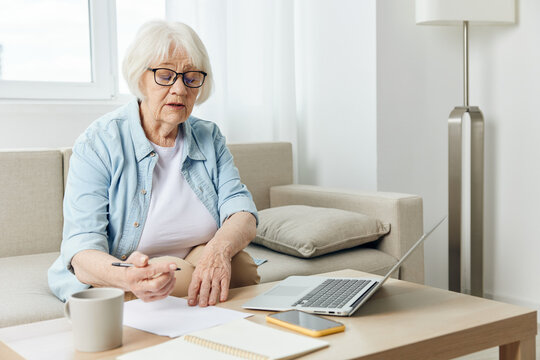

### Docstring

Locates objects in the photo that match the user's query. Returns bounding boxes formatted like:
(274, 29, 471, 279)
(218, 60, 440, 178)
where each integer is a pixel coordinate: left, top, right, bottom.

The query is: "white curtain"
(166, 0, 298, 148)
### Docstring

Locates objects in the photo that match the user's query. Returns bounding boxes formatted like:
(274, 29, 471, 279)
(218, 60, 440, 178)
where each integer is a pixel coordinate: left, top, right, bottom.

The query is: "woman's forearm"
(71, 250, 130, 290)
(206, 211, 257, 259)
(71, 249, 178, 302)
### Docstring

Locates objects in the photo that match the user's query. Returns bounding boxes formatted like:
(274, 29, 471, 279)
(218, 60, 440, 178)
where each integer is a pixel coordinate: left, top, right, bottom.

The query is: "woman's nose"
(170, 77, 188, 95)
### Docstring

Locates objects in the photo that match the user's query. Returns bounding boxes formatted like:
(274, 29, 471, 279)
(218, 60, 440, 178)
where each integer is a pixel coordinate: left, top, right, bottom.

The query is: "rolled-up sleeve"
(213, 131, 258, 227)
(61, 141, 111, 272)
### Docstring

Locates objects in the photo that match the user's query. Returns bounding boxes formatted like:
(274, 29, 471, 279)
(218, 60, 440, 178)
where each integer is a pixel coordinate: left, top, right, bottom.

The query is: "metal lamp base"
(448, 106, 484, 297)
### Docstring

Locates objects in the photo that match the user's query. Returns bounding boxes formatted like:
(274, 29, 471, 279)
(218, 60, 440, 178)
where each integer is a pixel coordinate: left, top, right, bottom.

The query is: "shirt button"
(141, 189, 147, 195)
(134, 222, 140, 228)
(121, 255, 127, 260)
(150, 152, 156, 157)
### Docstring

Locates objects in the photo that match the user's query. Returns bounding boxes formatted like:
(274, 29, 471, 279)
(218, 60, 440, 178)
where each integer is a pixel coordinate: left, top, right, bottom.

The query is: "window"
(0, 0, 117, 100)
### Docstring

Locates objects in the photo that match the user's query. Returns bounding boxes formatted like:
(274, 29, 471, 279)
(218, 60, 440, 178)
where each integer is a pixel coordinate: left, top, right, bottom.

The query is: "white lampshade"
(416, 0, 515, 25)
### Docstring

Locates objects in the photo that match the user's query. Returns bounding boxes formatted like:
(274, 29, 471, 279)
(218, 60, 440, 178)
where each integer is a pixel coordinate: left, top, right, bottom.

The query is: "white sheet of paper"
(123, 297, 252, 337)
(0, 318, 75, 360)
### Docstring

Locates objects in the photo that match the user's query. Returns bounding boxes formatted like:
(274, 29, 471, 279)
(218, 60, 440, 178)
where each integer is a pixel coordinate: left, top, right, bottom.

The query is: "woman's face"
(139, 49, 200, 127)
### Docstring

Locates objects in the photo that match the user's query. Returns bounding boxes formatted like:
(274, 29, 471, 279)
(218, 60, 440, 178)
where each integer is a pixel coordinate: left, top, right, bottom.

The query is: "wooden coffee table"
(0, 269, 536, 359)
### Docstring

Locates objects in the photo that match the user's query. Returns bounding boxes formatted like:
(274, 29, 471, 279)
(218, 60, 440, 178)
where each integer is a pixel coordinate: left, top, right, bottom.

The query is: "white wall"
(377, 0, 540, 316)
(471, 0, 540, 310)
(0, 101, 124, 149)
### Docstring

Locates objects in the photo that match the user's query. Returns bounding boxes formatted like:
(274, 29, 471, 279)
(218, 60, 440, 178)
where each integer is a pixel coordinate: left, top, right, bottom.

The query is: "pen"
(111, 262, 181, 271)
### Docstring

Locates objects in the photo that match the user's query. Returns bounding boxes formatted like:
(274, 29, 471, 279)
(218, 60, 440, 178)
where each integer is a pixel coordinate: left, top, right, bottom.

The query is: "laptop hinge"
(349, 281, 379, 309)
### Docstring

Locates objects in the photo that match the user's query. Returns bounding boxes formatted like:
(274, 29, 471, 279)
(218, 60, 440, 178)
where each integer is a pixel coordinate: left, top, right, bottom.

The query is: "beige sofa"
(0, 142, 423, 328)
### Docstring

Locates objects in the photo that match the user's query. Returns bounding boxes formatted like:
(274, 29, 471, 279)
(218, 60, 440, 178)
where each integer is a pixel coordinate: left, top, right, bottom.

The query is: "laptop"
(243, 216, 446, 316)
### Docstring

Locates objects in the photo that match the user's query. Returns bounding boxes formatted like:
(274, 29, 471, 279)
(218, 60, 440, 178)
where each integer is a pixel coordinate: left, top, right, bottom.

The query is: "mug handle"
(64, 299, 72, 323)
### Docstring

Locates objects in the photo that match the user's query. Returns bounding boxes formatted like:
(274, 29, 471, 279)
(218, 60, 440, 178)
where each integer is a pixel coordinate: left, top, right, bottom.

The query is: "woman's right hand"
(124, 251, 177, 302)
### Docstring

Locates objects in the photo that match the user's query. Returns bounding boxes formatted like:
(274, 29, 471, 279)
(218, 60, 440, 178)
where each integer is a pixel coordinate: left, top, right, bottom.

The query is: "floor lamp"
(415, 0, 515, 296)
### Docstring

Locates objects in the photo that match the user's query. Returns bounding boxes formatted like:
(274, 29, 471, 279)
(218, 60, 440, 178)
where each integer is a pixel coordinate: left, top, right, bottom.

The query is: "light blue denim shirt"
(48, 100, 258, 301)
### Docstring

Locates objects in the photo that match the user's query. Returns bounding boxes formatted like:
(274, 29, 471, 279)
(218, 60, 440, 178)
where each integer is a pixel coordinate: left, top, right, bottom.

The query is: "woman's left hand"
(187, 245, 232, 307)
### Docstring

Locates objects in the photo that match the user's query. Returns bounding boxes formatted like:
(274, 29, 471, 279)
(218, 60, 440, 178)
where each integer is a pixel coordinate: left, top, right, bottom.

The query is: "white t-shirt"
(136, 131, 218, 259)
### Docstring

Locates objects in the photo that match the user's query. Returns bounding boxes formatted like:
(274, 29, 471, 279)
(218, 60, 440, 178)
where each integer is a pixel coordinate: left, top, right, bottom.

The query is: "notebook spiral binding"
(183, 335, 269, 360)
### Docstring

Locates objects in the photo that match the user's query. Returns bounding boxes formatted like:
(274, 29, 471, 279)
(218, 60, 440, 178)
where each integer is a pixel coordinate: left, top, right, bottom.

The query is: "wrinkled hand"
(124, 251, 177, 302)
(188, 247, 232, 307)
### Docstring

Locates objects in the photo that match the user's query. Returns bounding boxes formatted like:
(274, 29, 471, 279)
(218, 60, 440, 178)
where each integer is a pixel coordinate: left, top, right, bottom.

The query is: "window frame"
(0, 0, 118, 100)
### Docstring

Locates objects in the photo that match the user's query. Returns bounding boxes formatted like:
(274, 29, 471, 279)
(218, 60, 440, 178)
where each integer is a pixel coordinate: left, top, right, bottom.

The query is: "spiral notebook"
(118, 319, 328, 360)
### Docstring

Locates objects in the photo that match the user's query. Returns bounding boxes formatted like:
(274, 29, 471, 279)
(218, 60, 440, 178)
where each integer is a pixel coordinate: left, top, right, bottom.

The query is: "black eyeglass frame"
(147, 67, 208, 88)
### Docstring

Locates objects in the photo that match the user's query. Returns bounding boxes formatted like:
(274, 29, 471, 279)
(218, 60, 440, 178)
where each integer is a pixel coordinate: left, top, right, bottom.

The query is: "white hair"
(122, 20, 213, 104)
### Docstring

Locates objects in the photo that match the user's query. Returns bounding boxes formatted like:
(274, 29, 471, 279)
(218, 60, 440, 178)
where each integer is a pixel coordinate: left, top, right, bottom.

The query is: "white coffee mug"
(64, 287, 124, 352)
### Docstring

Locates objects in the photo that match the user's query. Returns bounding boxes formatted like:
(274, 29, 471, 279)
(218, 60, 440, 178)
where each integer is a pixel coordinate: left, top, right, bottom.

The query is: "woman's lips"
(166, 103, 185, 109)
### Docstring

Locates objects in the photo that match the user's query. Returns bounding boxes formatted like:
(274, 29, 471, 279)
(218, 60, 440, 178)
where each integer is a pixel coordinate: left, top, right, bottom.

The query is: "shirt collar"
(182, 118, 207, 162)
(128, 99, 155, 162)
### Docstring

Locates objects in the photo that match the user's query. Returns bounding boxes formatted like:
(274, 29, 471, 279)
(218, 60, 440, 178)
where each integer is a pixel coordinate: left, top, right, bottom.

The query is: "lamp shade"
(416, 0, 515, 25)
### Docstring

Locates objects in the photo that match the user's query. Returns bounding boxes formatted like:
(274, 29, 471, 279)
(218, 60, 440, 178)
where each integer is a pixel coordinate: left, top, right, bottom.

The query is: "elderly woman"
(48, 20, 260, 307)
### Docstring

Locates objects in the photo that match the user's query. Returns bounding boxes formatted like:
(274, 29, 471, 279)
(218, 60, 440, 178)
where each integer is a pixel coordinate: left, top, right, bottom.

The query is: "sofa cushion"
(0, 150, 64, 257)
(0, 252, 64, 328)
(253, 205, 390, 258)
(245, 243, 398, 283)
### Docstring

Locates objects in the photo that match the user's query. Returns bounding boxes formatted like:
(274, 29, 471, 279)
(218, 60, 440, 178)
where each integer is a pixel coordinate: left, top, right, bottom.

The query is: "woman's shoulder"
(188, 115, 218, 130)
(187, 115, 222, 138)
(75, 101, 136, 149)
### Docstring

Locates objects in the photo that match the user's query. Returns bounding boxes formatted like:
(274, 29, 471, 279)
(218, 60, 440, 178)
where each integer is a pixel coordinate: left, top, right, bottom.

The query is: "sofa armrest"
(269, 184, 424, 284)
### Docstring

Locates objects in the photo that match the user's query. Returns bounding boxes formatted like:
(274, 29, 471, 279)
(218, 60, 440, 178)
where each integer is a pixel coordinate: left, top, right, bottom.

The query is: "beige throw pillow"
(253, 205, 390, 258)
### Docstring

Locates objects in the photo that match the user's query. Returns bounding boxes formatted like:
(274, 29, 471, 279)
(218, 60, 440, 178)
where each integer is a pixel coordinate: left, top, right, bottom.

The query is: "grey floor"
(454, 324, 539, 360)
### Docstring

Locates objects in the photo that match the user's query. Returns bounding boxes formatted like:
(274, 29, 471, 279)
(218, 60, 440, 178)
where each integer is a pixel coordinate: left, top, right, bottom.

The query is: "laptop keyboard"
(292, 279, 369, 309)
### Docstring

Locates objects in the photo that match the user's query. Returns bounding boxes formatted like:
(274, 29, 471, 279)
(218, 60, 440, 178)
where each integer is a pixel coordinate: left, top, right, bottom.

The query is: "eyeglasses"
(147, 68, 207, 88)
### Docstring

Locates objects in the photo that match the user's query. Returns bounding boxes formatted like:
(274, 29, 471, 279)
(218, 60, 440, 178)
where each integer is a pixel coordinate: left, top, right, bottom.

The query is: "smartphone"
(266, 309, 345, 337)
